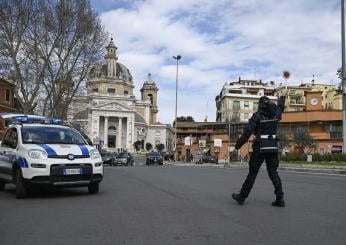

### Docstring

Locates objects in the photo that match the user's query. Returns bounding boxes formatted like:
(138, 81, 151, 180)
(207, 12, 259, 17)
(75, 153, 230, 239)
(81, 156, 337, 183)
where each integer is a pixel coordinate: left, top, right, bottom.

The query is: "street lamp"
(341, 0, 346, 153)
(173, 55, 181, 161)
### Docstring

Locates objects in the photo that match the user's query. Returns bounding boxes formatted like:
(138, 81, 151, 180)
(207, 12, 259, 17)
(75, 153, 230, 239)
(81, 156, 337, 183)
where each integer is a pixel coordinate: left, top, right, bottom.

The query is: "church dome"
(89, 61, 133, 83)
(89, 38, 133, 84)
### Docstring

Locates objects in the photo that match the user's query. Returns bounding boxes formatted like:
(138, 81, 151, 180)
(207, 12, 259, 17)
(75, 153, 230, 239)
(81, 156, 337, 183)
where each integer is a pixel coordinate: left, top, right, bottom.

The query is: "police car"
(0, 115, 103, 198)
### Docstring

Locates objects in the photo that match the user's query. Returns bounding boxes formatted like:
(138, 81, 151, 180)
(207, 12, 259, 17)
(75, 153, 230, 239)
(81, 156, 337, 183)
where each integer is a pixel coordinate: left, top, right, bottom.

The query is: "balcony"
(289, 99, 305, 106)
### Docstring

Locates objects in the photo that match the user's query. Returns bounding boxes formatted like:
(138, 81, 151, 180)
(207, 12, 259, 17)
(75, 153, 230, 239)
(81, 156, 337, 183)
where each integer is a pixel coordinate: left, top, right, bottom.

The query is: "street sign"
(214, 139, 222, 147)
(199, 140, 206, 148)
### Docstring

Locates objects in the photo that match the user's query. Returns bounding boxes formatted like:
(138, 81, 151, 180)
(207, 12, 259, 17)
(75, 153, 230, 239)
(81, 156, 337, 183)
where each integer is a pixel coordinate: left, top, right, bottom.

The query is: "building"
(216, 78, 276, 123)
(175, 121, 246, 162)
(279, 91, 342, 154)
(68, 39, 172, 152)
(275, 82, 342, 111)
(0, 77, 16, 113)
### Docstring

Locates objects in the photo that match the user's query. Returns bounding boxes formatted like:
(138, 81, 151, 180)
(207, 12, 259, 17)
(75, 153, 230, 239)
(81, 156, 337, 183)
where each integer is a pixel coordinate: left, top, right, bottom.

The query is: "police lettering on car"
(231, 95, 286, 207)
(0, 115, 103, 198)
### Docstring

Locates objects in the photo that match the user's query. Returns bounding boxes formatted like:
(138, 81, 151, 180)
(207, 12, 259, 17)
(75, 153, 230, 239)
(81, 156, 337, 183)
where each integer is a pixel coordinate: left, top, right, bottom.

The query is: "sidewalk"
(168, 161, 346, 175)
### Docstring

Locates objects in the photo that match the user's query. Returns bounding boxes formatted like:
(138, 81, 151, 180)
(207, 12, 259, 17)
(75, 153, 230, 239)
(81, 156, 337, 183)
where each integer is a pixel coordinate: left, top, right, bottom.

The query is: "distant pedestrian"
(231, 95, 287, 207)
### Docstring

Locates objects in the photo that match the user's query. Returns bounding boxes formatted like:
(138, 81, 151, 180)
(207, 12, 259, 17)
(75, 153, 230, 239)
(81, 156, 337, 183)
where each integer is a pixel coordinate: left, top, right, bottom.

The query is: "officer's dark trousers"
(240, 151, 284, 199)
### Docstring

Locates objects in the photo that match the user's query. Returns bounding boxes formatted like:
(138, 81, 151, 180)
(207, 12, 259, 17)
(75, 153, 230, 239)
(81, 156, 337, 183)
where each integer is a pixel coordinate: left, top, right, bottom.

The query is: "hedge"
(281, 153, 346, 162)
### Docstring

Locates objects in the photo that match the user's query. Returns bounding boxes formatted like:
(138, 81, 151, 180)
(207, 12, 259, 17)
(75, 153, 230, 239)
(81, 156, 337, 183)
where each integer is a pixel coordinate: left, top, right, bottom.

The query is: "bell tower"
(140, 73, 159, 124)
(104, 37, 118, 78)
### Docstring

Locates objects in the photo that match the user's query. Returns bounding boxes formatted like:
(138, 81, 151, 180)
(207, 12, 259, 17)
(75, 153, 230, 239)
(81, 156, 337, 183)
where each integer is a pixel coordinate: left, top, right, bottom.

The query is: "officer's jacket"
(235, 96, 286, 151)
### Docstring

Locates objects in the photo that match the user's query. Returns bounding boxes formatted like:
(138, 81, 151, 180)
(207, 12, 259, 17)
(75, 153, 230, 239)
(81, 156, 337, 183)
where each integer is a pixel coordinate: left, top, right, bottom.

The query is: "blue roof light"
(48, 118, 63, 125)
(14, 116, 28, 123)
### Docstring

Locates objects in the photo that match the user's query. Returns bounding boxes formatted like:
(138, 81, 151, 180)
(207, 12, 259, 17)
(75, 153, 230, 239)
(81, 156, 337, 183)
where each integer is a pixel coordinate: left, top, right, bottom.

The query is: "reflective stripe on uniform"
(260, 135, 276, 139)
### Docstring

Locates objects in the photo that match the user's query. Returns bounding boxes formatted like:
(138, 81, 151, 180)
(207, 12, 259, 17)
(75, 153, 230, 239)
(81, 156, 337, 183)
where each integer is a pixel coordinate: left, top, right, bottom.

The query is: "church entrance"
(107, 125, 117, 149)
(108, 136, 116, 148)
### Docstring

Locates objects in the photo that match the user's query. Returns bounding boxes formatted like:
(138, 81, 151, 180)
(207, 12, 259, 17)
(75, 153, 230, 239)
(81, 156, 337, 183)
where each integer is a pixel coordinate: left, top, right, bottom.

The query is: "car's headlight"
(28, 149, 48, 159)
(90, 149, 101, 159)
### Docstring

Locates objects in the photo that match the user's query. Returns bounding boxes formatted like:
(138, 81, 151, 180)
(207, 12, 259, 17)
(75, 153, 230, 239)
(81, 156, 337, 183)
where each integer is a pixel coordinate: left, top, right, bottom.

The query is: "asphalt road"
(1, 165, 346, 245)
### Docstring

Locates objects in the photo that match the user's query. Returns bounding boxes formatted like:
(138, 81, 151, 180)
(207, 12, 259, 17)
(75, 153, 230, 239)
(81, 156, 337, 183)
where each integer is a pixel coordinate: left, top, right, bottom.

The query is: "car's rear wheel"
(0, 182, 5, 191)
(88, 182, 99, 194)
(16, 169, 28, 199)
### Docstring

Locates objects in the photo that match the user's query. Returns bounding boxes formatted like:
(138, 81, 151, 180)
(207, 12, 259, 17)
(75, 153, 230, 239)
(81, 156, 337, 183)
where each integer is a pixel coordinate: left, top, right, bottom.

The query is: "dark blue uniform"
(234, 96, 285, 204)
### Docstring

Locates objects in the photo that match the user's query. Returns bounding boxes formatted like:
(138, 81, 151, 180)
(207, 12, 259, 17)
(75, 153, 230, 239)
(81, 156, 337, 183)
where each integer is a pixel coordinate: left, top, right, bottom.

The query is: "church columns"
(91, 115, 100, 144)
(118, 117, 123, 149)
(104, 116, 109, 148)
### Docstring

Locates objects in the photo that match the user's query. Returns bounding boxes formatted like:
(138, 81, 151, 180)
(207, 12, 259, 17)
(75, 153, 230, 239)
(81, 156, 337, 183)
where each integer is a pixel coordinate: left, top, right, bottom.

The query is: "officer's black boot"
(272, 198, 285, 207)
(232, 193, 245, 205)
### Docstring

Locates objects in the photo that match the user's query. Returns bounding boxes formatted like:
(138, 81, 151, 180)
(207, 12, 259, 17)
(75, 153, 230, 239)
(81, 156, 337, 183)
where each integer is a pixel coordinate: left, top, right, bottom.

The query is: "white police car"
(0, 116, 103, 198)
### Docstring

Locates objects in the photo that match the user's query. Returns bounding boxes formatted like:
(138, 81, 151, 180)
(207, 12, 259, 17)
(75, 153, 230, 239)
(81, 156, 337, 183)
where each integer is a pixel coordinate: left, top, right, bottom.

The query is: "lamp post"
(173, 55, 181, 161)
(341, 0, 346, 153)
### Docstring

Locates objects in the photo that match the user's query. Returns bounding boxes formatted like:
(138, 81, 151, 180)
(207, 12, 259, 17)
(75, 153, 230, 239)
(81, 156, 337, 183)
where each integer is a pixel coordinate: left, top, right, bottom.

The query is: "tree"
(0, 0, 107, 116)
(277, 129, 290, 154)
(133, 140, 142, 151)
(292, 128, 316, 153)
(156, 143, 165, 153)
(145, 142, 153, 151)
(173, 115, 195, 126)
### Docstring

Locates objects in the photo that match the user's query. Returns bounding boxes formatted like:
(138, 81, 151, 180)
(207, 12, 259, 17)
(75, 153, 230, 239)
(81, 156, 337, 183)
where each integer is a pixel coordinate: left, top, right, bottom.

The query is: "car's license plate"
(63, 168, 82, 175)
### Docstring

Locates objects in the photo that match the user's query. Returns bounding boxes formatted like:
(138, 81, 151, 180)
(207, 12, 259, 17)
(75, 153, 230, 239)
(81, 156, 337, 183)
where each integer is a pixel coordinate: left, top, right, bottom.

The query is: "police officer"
(231, 95, 286, 207)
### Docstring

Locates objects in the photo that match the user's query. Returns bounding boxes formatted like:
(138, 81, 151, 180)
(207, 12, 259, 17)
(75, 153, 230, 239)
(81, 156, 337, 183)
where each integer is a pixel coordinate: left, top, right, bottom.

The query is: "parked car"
(101, 151, 115, 165)
(202, 154, 218, 164)
(114, 152, 134, 166)
(146, 151, 163, 165)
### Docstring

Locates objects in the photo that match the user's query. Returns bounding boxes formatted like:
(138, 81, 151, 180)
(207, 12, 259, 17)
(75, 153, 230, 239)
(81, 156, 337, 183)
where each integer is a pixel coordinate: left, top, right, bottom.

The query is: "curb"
(168, 161, 346, 175)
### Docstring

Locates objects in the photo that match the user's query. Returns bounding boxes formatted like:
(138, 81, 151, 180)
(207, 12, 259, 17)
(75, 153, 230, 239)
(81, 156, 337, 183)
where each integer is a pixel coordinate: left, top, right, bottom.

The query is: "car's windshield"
(149, 152, 161, 157)
(118, 152, 128, 158)
(21, 126, 86, 145)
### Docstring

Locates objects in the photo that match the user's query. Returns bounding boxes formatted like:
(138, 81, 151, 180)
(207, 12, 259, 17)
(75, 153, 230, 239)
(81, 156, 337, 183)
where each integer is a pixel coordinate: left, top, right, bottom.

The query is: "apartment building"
(215, 78, 276, 123)
(275, 82, 342, 111)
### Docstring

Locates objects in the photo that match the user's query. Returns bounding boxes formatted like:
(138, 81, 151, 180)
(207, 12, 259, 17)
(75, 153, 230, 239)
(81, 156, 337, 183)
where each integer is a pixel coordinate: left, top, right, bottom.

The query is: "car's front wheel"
(88, 182, 99, 194)
(16, 169, 28, 199)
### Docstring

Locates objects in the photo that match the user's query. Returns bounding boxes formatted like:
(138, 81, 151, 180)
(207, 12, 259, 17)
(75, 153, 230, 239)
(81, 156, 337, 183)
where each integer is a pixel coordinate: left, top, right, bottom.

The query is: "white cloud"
(94, 0, 341, 124)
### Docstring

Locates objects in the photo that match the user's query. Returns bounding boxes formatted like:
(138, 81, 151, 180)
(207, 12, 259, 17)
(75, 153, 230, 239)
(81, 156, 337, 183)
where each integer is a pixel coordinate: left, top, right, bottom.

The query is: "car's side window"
(11, 129, 18, 148)
(2, 128, 17, 148)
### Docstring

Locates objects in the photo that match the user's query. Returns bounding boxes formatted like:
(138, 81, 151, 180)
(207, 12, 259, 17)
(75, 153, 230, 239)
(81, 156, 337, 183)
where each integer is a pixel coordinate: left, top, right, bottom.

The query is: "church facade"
(69, 39, 172, 153)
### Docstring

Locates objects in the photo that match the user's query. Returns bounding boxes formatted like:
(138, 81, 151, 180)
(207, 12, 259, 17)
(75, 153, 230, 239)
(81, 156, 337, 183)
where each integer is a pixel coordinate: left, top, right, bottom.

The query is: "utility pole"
(342, 0, 346, 153)
(173, 55, 181, 160)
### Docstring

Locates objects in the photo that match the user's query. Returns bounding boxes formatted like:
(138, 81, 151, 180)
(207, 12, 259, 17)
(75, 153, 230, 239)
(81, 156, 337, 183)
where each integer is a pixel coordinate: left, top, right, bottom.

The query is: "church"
(69, 38, 173, 153)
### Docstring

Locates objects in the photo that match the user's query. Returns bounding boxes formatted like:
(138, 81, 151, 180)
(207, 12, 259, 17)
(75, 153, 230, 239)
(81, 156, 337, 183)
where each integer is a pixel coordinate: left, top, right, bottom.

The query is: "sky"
(90, 0, 341, 124)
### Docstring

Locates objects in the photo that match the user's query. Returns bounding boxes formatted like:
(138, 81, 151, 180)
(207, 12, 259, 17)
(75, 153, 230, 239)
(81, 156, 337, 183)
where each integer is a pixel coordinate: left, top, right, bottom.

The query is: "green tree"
(277, 129, 290, 154)
(145, 142, 153, 151)
(292, 128, 316, 153)
(156, 143, 165, 153)
(133, 140, 142, 151)
(173, 115, 195, 126)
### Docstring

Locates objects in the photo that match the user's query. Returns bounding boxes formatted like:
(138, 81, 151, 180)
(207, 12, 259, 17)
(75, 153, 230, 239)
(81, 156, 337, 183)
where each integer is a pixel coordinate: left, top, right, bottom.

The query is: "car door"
(0, 128, 18, 182)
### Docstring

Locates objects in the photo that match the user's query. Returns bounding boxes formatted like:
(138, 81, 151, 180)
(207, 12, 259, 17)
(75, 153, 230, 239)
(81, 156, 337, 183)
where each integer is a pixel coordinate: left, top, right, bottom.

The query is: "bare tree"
(0, 0, 107, 117)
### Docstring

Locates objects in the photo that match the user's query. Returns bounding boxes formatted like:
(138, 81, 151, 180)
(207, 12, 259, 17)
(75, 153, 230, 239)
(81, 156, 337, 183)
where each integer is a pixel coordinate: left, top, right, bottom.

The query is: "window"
(2, 128, 17, 148)
(244, 113, 249, 119)
(253, 102, 258, 111)
(233, 101, 240, 110)
(21, 127, 86, 145)
(107, 88, 116, 94)
(92, 88, 98, 93)
(124, 90, 128, 95)
(5, 89, 10, 102)
(244, 101, 249, 108)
